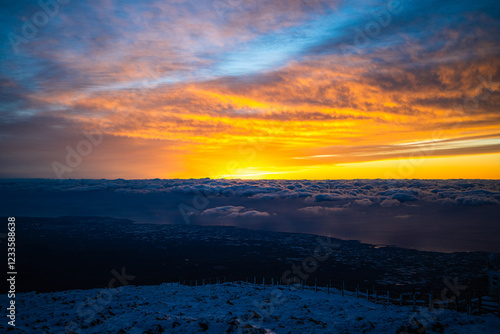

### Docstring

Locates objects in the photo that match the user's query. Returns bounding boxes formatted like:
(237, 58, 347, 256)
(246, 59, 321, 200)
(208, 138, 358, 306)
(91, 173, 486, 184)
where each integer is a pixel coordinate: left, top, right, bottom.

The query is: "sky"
(0, 0, 499, 179)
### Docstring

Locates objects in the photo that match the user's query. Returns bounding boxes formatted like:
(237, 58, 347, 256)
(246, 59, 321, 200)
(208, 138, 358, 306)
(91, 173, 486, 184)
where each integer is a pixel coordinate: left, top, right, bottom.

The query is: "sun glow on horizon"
(1, 0, 499, 179)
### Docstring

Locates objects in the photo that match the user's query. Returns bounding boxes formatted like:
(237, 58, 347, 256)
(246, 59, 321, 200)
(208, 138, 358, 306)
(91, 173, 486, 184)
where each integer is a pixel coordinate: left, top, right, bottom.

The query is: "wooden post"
(473, 288, 476, 314)
(497, 292, 500, 317)
(465, 289, 469, 315)
(467, 292, 471, 315)
(467, 286, 471, 315)
(498, 292, 500, 317)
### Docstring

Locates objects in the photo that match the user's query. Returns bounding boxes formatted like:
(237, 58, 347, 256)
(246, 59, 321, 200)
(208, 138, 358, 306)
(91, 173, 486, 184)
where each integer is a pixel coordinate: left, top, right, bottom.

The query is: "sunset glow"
(1, 0, 499, 179)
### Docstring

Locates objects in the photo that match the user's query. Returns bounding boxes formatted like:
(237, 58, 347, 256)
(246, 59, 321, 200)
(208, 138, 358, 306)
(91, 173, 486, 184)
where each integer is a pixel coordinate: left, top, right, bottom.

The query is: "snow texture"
(3, 282, 500, 333)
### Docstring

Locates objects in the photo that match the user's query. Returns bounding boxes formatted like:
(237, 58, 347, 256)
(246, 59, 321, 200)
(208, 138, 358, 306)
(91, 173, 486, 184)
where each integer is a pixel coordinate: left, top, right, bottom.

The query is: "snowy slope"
(3, 282, 500, 333)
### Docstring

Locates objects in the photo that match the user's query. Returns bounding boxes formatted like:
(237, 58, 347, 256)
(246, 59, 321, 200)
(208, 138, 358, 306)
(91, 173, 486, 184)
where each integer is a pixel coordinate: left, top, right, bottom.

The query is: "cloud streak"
(1, 0, 499, 178)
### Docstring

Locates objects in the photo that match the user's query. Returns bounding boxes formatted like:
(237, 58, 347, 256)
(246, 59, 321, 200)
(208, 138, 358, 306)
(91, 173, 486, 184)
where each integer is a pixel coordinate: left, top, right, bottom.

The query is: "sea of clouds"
(1, 179, 499, 252)
(2, 178, 499, 207)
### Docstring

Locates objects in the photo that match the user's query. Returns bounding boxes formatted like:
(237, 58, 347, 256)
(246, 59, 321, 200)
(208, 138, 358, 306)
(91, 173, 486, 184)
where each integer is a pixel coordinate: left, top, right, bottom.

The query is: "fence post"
(497, 292, 500, 317)
(497, 291, 500, 317)
(472, 288, 476, 314)
(466, 291, 470, 315)
(497, 293, 500, 317)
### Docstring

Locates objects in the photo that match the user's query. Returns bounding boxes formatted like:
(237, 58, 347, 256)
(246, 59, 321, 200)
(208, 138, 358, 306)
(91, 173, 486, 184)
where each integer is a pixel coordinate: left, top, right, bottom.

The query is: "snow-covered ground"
(3, 282, 499, 333)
